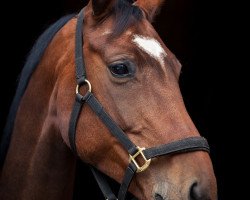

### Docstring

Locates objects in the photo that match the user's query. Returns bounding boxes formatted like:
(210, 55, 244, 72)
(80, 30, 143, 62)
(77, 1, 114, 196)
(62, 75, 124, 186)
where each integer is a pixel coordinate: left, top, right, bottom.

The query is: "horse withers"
(0, 0, 217, 199)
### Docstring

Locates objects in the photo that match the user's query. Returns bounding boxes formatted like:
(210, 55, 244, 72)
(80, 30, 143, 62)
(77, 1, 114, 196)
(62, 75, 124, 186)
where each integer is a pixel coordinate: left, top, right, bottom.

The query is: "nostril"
(155, 193, 164, 200)
(190, 182, 210, 200)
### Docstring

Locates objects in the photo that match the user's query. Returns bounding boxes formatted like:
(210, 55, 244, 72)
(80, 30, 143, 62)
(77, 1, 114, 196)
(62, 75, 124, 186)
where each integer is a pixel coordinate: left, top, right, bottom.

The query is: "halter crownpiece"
(68, 9, 210, 200)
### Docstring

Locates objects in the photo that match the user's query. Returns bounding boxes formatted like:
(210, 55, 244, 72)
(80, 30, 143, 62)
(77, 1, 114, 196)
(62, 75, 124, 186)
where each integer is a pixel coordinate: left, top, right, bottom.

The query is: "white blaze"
(132, 34, 167, 66)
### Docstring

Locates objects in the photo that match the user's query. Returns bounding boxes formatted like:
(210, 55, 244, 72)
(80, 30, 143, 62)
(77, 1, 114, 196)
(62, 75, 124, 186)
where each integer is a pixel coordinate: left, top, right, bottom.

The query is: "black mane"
(98, 0, 143, 36)
(114, 0, 143, 35)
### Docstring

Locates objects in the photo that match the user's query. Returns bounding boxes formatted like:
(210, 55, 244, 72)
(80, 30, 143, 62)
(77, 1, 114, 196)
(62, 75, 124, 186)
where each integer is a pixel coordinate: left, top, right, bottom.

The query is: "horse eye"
(109, 63, 130, 77)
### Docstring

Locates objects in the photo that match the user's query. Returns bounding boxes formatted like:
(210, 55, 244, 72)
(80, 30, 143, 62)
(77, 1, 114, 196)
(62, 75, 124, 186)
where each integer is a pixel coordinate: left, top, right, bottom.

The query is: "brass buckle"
(76, 79, 92, 94)
(129, 147, 151, 173)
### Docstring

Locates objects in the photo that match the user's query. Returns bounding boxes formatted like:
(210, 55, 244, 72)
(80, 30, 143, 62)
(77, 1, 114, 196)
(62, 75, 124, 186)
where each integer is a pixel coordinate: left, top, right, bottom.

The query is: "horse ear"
(92, 0, 114, 17)
(135, 0, 165, 21)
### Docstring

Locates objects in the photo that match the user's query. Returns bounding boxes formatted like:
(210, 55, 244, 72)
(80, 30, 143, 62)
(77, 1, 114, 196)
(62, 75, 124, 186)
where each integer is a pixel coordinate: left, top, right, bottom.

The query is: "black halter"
(68, 9, 210, 200)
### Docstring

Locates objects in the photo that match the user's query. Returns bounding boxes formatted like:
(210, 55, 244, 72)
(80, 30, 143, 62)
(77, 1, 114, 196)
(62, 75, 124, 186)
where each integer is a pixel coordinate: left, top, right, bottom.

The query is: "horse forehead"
(132, 34, 167, 66)
(100, 29, 167, 66)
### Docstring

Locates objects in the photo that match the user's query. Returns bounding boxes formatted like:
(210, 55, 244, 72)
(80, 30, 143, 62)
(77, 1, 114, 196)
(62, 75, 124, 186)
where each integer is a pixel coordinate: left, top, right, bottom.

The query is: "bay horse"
(0, 0, 217, 199)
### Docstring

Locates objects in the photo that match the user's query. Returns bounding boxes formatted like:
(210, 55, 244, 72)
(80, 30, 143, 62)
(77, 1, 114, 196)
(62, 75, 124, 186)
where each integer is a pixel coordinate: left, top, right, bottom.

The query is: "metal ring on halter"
(76, 79, 92, 94)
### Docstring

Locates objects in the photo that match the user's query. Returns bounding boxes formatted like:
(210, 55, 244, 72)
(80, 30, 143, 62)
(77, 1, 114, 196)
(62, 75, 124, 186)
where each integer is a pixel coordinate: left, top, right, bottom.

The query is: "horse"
(0, 0, 217, 199)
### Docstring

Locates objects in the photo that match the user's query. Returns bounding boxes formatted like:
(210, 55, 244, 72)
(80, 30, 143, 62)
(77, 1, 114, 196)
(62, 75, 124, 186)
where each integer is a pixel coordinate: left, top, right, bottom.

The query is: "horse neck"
(0, 21, 76, 199)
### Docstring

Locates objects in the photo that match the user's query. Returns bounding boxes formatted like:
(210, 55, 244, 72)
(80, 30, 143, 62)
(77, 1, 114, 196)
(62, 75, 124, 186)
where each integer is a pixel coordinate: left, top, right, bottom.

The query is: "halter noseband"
(68, 9, 210, 200)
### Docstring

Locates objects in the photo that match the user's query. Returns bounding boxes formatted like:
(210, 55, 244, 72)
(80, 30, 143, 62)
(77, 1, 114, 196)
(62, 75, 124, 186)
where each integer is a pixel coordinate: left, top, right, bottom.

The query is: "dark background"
(0, 0, 247, 199)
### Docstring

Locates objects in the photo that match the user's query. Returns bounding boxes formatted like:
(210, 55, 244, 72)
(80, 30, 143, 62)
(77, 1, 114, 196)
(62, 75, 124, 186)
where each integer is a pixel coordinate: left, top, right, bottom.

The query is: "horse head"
(57, 0, 217, 199)
(0, 0, 217, 199)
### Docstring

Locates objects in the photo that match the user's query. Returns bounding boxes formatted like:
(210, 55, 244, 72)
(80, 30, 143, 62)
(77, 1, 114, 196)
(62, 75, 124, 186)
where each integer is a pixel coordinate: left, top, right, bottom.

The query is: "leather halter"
(68, 9, 210, 200)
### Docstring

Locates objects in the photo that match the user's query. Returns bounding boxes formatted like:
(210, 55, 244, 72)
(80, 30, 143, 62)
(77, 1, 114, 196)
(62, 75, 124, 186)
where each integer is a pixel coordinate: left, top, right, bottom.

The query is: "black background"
(0, 0, 247, 199)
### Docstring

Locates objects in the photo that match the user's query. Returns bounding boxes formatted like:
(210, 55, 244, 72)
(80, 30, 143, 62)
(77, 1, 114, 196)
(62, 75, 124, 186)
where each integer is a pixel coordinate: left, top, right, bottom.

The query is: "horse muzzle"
(153, 181, 215, 200)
